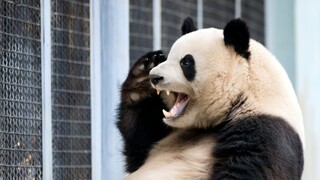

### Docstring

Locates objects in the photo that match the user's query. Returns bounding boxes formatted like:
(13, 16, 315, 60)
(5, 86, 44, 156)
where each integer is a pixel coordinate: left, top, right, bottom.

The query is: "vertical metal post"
(91, 0, 129, 179)
(102, 0, 129, 178)
(235, 0, 242, 18)
(90, 0, 102, 179)
(41, 0, 53, 179)
(153, 0, 162, 50)
(197, 0, 203, 29)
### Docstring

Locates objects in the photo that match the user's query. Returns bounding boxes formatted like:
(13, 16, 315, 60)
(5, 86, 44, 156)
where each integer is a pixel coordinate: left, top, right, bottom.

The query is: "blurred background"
(0, 0, 319, 179)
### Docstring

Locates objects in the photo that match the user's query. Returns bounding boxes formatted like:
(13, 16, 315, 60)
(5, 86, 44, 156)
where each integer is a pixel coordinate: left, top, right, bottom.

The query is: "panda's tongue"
(162, 93, 189, 119)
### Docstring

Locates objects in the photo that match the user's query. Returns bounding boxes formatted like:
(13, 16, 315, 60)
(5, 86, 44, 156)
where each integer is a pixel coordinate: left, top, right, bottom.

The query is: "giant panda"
(117, 17, 305, 180)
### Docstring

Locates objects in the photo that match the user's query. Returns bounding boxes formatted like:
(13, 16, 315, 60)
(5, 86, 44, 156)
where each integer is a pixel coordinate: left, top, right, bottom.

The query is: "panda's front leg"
(117, 50, 172, 173)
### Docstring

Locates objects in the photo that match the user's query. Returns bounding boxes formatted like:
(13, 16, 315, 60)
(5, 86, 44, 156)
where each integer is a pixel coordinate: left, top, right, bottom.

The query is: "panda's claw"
(148, 62, 155, 69)
(154, 53, 166, 66)
(152, 54, 157, 60)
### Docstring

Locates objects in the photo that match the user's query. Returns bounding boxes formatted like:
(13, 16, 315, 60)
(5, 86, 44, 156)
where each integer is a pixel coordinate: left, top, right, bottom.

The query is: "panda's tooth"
(156, 89, 160, 95)
(162, 109, 172, 118)
(166, 90, 170, 95)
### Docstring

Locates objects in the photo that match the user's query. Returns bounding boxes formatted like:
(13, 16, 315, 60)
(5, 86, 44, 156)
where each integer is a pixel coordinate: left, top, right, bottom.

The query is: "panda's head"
(149, 18, 304, 134)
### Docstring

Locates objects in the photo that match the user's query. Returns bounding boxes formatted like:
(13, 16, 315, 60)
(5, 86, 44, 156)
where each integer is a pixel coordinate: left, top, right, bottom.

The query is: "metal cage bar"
(153, 0, 162, 50)
(41, 0, 53, 179)
(90, 0, 102, 179)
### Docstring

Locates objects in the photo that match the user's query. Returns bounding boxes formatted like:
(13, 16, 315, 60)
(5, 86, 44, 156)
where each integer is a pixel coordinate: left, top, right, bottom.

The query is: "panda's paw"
(122, 50, 166, 104)
(132, 50, 166, 76)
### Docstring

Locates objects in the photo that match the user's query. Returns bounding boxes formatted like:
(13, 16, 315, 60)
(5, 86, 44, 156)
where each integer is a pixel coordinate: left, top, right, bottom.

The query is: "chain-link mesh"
(0, 0, 42, 179)
(161, 0, 197, 54)
(203, 0, 235, 28)
(242, 0, 265, 44)
(130, 0, 153, 66)
(51, 0, 91, 179)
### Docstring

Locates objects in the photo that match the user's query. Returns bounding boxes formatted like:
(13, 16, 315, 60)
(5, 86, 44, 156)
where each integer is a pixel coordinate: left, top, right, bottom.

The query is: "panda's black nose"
(150, 75, 164, 85)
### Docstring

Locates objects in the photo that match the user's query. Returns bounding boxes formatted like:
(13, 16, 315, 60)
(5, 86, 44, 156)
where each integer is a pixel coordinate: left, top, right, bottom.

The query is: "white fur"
(124, 130, 215, 180)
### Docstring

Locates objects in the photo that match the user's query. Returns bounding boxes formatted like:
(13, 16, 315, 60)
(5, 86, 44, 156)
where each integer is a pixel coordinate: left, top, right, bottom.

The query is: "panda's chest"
(125, 131, 216, 180)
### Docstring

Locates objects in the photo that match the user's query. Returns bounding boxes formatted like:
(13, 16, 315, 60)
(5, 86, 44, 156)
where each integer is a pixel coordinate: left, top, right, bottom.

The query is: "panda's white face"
(150, 19, 304, 145)
(150, 28, 249, 128)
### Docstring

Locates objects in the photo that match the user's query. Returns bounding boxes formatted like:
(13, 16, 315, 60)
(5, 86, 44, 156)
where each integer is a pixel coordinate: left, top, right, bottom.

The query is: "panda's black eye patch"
(180, 54, 196, 81)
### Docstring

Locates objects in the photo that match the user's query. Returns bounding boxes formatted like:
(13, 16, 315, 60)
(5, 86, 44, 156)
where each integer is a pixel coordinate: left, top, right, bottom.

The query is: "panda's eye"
(180, 54, 195, 67)
(180, 54, 196, 81)
(181, 59, 191, 67)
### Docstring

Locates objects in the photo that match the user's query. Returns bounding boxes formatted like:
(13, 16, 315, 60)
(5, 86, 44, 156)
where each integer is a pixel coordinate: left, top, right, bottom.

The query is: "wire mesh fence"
(203, 0, 235, 29)
(242, 0, 265, 44)
(0, 0, 42, 179)
(161, 0, 197, 54)
(129, 0, 265, 60)
(51, 0, 91, 179)
(130, 0, 153, 66)
(1, 0, 91, 179)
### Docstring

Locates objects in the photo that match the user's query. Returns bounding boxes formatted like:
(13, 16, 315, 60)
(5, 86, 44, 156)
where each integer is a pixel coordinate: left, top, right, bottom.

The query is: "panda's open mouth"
(157, 90, 189, 119)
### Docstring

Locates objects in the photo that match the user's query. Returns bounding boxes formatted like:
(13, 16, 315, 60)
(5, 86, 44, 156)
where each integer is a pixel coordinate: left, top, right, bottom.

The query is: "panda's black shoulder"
(212, 114, 304, 180)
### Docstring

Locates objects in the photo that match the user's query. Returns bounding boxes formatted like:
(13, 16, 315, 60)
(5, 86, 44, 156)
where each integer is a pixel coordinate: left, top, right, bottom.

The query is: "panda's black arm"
(117, 96, 171, 173)
(116, 50, 171, 173)
(211, 115, 303, 180)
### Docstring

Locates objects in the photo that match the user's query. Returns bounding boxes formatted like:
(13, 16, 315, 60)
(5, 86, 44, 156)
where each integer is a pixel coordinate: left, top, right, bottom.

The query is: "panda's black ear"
(223, 18, 251, 59)
(181, 17, 197, 35)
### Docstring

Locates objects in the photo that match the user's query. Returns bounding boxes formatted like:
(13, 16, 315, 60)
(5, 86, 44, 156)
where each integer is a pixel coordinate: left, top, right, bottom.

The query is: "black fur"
(181, 17, 197, 35)
(223, 19, 251, 59)
(117, 95, 171, 173)
(117, 51, 171, 173)
(211, 115, 304, 180)
(180, 54, 196, 81)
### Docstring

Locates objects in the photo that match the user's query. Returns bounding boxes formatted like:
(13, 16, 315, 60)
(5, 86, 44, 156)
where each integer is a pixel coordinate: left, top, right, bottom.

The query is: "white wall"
(265, 0, 296, 86)
(295, 0, 320, 179)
